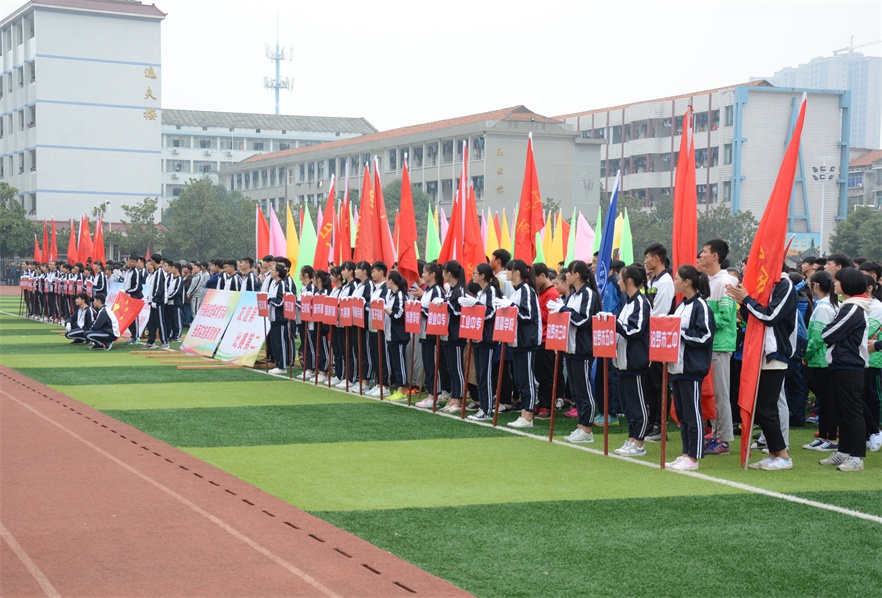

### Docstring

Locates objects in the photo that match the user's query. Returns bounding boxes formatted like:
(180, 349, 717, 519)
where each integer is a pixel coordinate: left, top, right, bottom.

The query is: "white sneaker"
(414, 397, 435, 409)
(613, 440, 633, 456)
(837, 456, 864, 471)
(328, 376, 342, 386)
(316, 373, 328, 383)
(670, 457, 699, 471)
(507, 417, 534, 428)
(802, 439, 825, 450)
(439, 390, 452, 401)
(334, 378, 349, 389)
(439, 403, 461, 413)
(305, 370, 315, 378)
(566, 428, 594, 443)
(759, 457, 793, 471)
(819, 451, 849, 466)
(366, 385, 383, 397)
(624, 443, 647, 457)
(467, 410, 492, 421)
(666, 455, 688, 468)
(268, 367, 286, 375)
(869, 432, 882, 453)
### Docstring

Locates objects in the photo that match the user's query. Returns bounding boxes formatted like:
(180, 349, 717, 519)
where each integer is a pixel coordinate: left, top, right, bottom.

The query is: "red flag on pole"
(462, 186, 485, 277)
(372, 158, 396, 266)
(672, 106, 697, 275)
(354, 165, 375, 263)
(145, 245, 151, 260)
(256, 204, 270, 258)
(41, 221, 49, 263)
(514, 133, 544, 262)
(737, 94, 807, 467)
(33, 234, 40, 263)
(338, 169, 352, 264)
(397, 155, 419, 285)
(313, 175, 336, 269)
(66, 220, 78, 263)
(78, 214, 93, 262)
(437, 191, 461, 264)
(49, 218, 58, 261)
(93, 215, 106, 264)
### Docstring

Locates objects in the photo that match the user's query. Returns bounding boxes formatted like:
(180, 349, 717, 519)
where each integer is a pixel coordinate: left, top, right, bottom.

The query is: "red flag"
(672, 106, 697, 275)
(561, 217, 571, 260)
(737, 94, 807, 467)
(339, 174, 352, 263)
(49, 218, 58, 261)
(372, 159, 396, 266)
(78, 215, 93, 262)
(66, 220, 77, 263)
(514, 133, 544, 262)
(313, 176, 336, 269)
(41, 221, 49, 263)
(33, 234, 40, 263)
(145, 245, 151, 260)
(256, 204, 270, 258)
(437, 191, 461, 264)
(462, 186, 485, 277)
(392, 211, 400, 258)
(493, 212, 502, 247)
(93, 215, 106, 264)
(110, 293, 145, 333)
(354, 165, 375, 263)
(397, 156, 419, 285)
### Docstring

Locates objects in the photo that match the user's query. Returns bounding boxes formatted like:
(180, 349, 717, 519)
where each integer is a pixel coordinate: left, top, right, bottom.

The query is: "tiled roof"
(849, 149, 882, 168)
(30, 0, 166, 17)
(161, 109, 376, 135)
(242, 105, 560, 164)
(554, 80, 773, 119)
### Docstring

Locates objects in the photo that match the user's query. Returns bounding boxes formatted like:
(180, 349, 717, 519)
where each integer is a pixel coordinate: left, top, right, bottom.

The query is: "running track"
(0, 363, 472, 597)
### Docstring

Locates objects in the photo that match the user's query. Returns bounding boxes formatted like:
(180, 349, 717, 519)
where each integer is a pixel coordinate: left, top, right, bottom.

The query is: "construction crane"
(833, 36, 881, 55)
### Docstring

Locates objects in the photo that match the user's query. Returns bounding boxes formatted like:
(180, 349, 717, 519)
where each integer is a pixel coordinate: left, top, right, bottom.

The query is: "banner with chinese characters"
(591, 314, 617, 358)
(182, 289, 240, 357)
(649, 315, 680, 363)
(458, 304, 485, 341)
(404, 300, 421, 334)
(352, 297, 366, 329)
(370, 299, 385, 331)
(284, 293, 297, 320)
(492, 306, 517, 344)
(215, 291, 268, 367)
(426, 302, 448, 336)
(339, 297, 354, 327)
(546, 311, 570, 352)
(105, 280, 150, 338)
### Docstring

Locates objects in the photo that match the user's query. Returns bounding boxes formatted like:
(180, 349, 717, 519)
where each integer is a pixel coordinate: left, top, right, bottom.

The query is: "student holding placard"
(464, 263, 502, 421)
(414, 263, 447, 409)
(328, 266, 346, 386)
(666, 265, 716, 471)
(384, 271, 410, 401)
(299, 266, 316, 375)
(366, 262, 391, 396)
(313, 270, 332, 383)
(434, 261, 467, 413)
(267, 264, 292, 375)
(351, 261, 374, 391)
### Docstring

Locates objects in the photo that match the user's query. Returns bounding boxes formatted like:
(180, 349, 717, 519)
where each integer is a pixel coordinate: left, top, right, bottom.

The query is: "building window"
(725, 106, 734, 127)
(278, 143, 290, 151)
(252, 141, 265, 151)
(723, 181, 732, 202)
(876, 170, 882, 185)
(724, 144, 732, 165)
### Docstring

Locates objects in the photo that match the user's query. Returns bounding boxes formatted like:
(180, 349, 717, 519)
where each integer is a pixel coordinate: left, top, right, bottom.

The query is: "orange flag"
(313, 176, 336, 269)
(462, 186, 485, 277)
(41, 220, 49, 263)
(372, 158, 396, 266)
(397, 155, 420, 286)
(33, 234, 40, 263)
(78, 214, 93, 262)
(437, 190, 461, 264)
(514, 133, 544, 262)
(93, 215, 106, 264)
(256, 204, 270, 258)
(50, 218, 58, 261)
(672, 106, 697, 275)
(738, 94, 807, 468)
(354, 165, 375, 263)
(66, 220, 77, 263)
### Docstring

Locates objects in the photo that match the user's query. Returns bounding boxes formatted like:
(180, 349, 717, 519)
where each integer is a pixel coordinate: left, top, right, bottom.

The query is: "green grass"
(314, 494, 882, 597)
(13, 365, 282, 386)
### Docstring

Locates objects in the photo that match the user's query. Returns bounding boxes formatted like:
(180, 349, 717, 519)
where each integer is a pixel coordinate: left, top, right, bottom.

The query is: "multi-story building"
(160, 110, 376, 207)
(1, 0, 165, 222)
(219, 105, 603, 220)
(757, 49, 881, 149)
(556, 82, 850, 252)
(848, 149, 882, 209)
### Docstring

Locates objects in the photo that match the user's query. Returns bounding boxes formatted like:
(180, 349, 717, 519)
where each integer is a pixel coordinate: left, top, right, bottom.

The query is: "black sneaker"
(534, 408, 551, 420)
(645, 424, 662, 442)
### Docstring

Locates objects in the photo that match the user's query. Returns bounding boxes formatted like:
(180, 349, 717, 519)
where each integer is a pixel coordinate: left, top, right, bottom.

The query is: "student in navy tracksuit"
(332, 261, 358, 388)
(552, 260, 601, 443)
(86, 293, 120, 350)
(435, 261, 468, 413)
(352, 261, 374, 388)
(366, 262, 391, 395)
(266, 264, 291, 375)
(123, 254, 144, 344)
(667, 266, 715, 470)
(495, 260, 542, 429)
(384, 271, 410, 401)
(464, 263, 502, 420)
(414, 263, 446, 408)
(820, 267, 871, 471)
(613, 264, 653, 457)
(298, 266, 316, 373)
(165, 262, 185, 341)
(329, 267, 347, 386)
(64, 292, 96, 344)
(145, 254, 167, 348)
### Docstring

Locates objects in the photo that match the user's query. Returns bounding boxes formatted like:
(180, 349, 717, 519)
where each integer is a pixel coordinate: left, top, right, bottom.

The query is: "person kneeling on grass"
(666, 266, 715, 471)
(85, 293, 120, 351)
(64, 292, 96, 345)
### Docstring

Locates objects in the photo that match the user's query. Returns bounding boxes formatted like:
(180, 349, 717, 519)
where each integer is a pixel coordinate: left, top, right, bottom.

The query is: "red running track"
(0, 365, 472, 597)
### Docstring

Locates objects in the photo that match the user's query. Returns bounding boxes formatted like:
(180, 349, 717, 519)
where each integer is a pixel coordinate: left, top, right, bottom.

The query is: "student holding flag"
(85, 293, 120, 350)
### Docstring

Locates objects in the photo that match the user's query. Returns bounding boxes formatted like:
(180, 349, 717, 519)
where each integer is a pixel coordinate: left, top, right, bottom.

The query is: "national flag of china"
(110, 292, 145, 333)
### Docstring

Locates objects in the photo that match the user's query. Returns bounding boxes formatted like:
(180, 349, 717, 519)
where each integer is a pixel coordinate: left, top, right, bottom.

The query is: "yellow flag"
(500, 209, 513, 254)
(286, 203, 300, 272)
(547, 210, 564, 267)
(612, 212, 624, 251)
(541, 211, 553, 265)
(485, 210, 500, 257)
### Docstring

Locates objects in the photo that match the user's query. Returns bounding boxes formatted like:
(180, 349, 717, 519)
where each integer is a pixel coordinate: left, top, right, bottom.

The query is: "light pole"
(811, 156, 837, 255)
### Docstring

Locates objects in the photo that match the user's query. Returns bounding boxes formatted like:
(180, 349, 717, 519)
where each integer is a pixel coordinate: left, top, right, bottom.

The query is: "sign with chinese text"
(592, 314, 617, 358)
(339, 297, 353, 326)
(404, 300, 421, 334)
(215, 291, 268, 367)
(370, 299, 385, 331)
(649, 315, 680, 363)
(182, 289, 240, 357)
(300, 293, 313, 322)
(352, 297, 366, 329)
(283, 293, 297, 320)
(546, 311, 570, 352)
(426, 302, 448, 336)
(458, 304, 485, 341)
(256, 293, 269, 317)
(492, 306, 517, 344)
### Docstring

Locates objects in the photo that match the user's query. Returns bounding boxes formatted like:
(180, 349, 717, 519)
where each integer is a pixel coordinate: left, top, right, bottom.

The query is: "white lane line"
(0, 388, 343, 598)
(0, 521, 61, 598)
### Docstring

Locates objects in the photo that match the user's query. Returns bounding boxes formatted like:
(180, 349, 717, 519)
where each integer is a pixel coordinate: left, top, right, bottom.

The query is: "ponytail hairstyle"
(677, 265, 710, 299)
(865, 273, 881, 301)
(329, 266, 342, 280)
(568, 260, 600, 297)
(314, 269, 330, 291)
(474, 262, 500, 291)
(621, 263, 647, 289)
(388, 270, 406, 293)
(443, 260, 465, 293)
(810, 270, 838, 307)
(509, 259, 534, 288)
(300, 265, 315, 280)
(341, 260, 356, 277)
(423, 262, 444, 286)
(274, 264, 288, 280)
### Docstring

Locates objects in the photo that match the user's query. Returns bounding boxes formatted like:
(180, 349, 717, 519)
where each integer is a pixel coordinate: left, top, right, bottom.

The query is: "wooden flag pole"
(660, 367, 669, 469)
(327, 328, 333, 388)
(377, 332, 385, 401)
(358, 328, 364, 395)
(493, 344, 506, 427)
(603, 357, 610, 456)
(548, 350, 561, 441)
(314, 322, 321, 385)
(263, 318, 268, 373)
(460, 341, 472, 420)
(432, 336, 441, 413)
(287, 320, 294, 379)
(408, 333, 416, 406)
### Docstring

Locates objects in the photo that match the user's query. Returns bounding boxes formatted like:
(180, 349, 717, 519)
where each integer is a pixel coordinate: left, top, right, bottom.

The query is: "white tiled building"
(1, 0, 164, 222)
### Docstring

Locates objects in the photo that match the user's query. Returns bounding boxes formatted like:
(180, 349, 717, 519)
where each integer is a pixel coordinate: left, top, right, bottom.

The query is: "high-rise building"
(0, 0, 165, 222)
(756, 49, 881, 149)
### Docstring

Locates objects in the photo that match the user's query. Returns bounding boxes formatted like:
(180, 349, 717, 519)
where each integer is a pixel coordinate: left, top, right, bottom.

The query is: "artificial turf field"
(1, 295, 880, 597)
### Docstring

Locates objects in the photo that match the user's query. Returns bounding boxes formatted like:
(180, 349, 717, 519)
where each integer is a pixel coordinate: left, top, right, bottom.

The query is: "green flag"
(565, 207, 577, 264)
(425, 205, 441, 262)
(296, 204, 317, 273)
(592, 205, 603, 253)
(620, 208, 634, 266)
(534, 231, 546, 264)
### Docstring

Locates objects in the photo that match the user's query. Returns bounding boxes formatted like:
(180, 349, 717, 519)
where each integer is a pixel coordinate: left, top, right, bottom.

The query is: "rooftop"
(161, 109, 376, 136)
(241, 105, 562, 164)
(5, 0, 166, 19)
(850, 149, 882, 168)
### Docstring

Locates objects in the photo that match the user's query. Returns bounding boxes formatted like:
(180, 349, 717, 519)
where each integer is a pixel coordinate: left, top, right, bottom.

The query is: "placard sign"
(182, 289, 240, 357)
(283, 293, 297, 319)
(256, 293, 269, 317)
(649, 315, 681, 363)
(352, 297, 366, 329)
(459, 304, 485, 341)
(85, 279, 93, 297)
(339, 297, 353, 326)
(426, 302, 448, 336)
(323, 295, 339, 326)
(370, 299, 385, 330)
(492, 306, 517, 344)
(404, 300, 421, 334)
(300, 293, 313, 322)
(546, 311, 570, 352)
(312, 294, 326, 323)
(592, 314, 617, 358)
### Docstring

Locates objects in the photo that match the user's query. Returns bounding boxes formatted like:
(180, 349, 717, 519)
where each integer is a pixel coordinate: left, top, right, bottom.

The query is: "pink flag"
(269, 205, 287, 256)
(438, 208, 449, 243)
(575, 211, 595, 261)
(481, 210, 488, 247)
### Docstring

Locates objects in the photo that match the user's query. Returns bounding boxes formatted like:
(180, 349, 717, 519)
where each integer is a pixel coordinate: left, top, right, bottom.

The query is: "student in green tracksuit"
(862, 275, 881, 452)
(697, 240, 738, 454)
(803, 271, 838, 452)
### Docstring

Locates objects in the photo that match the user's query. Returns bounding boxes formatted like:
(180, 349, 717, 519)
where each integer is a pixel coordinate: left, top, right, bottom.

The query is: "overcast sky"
(3, 0, 880, 132)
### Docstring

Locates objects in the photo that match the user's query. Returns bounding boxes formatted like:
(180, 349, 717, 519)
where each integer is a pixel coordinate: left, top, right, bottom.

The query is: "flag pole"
(461, 340, 472, 419)
(377, 331, 384, 401)
(288, 320, 294, 379)
(433, 337, 441, 413)
(358, 328, 364, 395)
(603, 357, 609, 455)
(327, 326, 333, 388)
(548, 350, 561, 442)
(493, 344, 506, 427)
(344, 328, 350, 393)
(408, 332, 416, 406)
(314, 322, 321, 385)
(660, 368, 668, 468)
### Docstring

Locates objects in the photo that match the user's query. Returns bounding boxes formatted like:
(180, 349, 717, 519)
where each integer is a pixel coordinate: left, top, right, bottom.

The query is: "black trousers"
(86, 331, 116, 348)
(753, 369, 787, 454)
(807, 367, 838, 441)
(474, 344, 495, 413)
(421, 340, 439, 395)
(369, 331, 389, 386)
(388, 340, 408, 389)
(332, 327, 346, 380)
(567, 356, 595, 427)
(647, 361, 667, 426)
(146, 305, 166, 344)
(619, 372, 650, 440)
(164, 305, 181, 340)
(356, 328, 371, 382)
(863, 367, 881, 435)
(269, 320, 291, 368)
(832, 369, 866, 458)
(512, 350, 538, 412)
(672, 378, 704, 459)
(443, 343, 465, 400)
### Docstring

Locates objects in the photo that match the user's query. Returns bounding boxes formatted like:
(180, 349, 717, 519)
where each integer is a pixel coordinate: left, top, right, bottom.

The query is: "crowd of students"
(16, 243, 881, 472)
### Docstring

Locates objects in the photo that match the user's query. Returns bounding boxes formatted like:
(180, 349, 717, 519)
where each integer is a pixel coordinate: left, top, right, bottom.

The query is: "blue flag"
(595, 171, 621, 298)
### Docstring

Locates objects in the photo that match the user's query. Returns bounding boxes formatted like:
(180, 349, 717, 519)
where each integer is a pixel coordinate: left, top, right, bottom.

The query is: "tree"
(380, 178, 431, 247)
(617, 194, 673, 260)
(830, 207, 882, 261)
(162, 178, 254, 260)
(0, 183, 39, 258)
(697, 204, 759, 266)
(117, 197, 164, 257)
